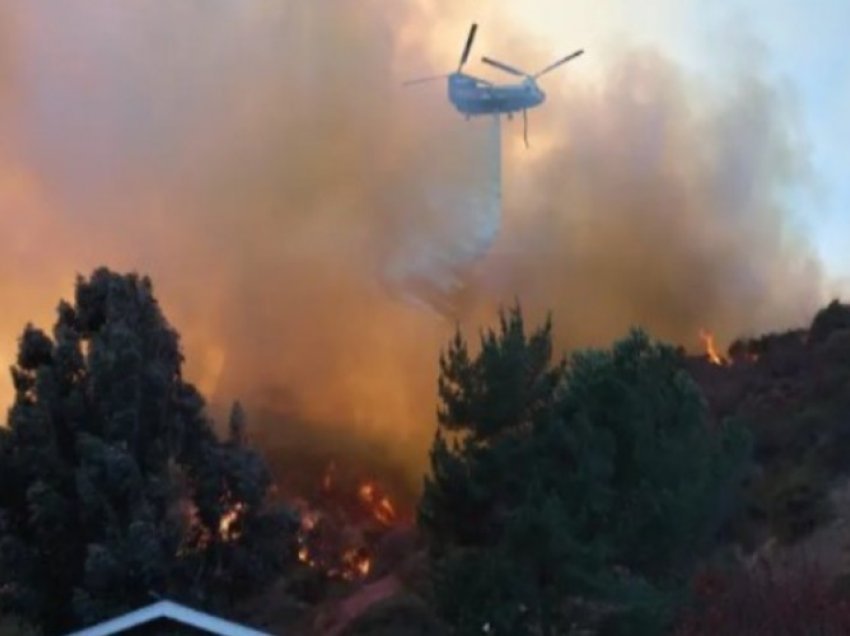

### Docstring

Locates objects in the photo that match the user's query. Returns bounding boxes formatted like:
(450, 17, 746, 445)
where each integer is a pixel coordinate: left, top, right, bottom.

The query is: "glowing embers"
(357, 482, 397, 526)
(293, 462, 401, 582)
(219, 501, 246, 542)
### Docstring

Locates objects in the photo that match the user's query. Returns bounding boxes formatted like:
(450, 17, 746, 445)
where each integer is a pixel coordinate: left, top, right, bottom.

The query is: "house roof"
(64, 600, 273, 636)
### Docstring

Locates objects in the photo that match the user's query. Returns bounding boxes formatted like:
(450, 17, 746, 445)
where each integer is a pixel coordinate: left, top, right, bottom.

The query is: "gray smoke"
(0, 2, 830, 483)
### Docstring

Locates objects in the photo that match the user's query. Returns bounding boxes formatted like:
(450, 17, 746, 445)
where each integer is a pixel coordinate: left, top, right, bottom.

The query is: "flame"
(295, 505, 319, 567)
(339, 548, 371, 581)
(301, 509, 320, 532)
(358, 483, 374, 500)
(290, 474, 400, 581)
(358, 481, 397, 526)
(219, 502, 246, 542)
(297, 545, 316, 567)
(698, 329, 727, 365)
(357, 558, 371, 577)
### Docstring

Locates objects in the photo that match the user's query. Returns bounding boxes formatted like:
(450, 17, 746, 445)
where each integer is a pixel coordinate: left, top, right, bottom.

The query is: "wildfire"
(699, 329, 727, 366)
(298, 545, 314, 566)
(290, 465, 401, 582)
(340, 548, 371, 580)
(219, 502, 246, 542)
(358, 481, 397, 526)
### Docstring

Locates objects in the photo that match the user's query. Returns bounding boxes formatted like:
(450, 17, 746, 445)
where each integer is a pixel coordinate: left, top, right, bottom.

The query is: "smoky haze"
(0, 1, 828, 483)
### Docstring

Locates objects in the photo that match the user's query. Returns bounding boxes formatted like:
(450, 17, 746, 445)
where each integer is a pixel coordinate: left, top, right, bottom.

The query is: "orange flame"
(340, 548, 371, 580)
(297, 545, 316, 567)
(219, 502, 246, 542)
(698, 329, 726, 365)
(357, 557, 371, 577)
(358, 481, 397, 525)
(301, 509, 320, 532)
(292, 473, 399, 581)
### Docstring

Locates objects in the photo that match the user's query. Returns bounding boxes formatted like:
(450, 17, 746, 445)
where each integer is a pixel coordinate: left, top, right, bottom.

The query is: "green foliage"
(717, 307, 850, 546)
(0, 615, 39, 636)
(557, 332, 751, 580)
(419, 306, 751, 635)
(749, 462, 832, 543)
(809, 300, 850, 344)
(0, 269, 298, 634)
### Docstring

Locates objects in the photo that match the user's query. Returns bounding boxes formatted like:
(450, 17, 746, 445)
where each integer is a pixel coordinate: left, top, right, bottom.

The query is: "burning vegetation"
(286, 460, 405, 583)
(219, 502, 246, 542)
(6, 269, 850, 636)
(698, 328, 760, 366)
(698, 328, 727, 365)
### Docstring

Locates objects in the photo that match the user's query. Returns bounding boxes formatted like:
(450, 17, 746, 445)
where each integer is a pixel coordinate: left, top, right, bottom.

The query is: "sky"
(505, 0, 850, 279)
(0, 0, 847, 481)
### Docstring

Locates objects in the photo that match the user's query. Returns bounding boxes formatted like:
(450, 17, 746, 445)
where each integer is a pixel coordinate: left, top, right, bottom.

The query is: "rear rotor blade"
(458, 23, 478, 70)
(534, 49, 584, 79)
(481, 56, 527, 77)
(402, 74, 449, 86)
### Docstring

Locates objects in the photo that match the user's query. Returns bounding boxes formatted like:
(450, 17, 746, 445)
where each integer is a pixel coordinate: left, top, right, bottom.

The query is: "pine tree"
(0, 268, 297, 634)
(419, 308, 751, 635)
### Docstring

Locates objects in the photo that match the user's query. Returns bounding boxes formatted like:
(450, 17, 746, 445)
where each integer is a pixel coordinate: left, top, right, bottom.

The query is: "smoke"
(454, 49, 825, 349)
(0, 1, 829, 483)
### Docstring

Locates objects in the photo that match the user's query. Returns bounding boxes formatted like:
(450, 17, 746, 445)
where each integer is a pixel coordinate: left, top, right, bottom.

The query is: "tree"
(0, 268, 298, 634)
(809, 300, 850, 344)
(419, 306, 751, 635)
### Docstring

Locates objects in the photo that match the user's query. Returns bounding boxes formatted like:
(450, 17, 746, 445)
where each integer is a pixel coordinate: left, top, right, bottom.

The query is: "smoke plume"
(0, 1, 828, 483)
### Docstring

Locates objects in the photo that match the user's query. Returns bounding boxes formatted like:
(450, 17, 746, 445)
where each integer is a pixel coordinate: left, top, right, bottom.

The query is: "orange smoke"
(0, 1, 831, 488)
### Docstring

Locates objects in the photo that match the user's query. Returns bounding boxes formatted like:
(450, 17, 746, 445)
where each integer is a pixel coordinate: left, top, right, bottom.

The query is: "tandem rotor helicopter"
(404, 23, 584, 147)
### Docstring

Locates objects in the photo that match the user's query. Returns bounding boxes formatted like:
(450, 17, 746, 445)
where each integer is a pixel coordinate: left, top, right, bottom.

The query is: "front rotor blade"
(402, 74, 448, 86)
(534, 49, 584, 78)
(459, 23, 478, 70)
(481, 56, 527, 77)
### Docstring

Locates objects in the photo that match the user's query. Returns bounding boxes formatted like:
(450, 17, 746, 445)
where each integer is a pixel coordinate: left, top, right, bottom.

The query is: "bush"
(675, 560, 850, 636)
(0, 616, 39, 636)
(419, 307, 751, 635)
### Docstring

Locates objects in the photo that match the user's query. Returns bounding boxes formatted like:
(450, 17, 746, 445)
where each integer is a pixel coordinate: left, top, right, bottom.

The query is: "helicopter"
(404, 23, 583, 146)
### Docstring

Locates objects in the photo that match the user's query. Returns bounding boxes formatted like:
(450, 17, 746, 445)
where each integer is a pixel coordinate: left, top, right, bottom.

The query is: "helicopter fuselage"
(447, 73, 545, 116)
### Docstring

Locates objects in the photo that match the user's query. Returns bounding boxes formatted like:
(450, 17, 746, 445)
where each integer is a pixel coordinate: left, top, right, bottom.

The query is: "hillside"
(237, 301, 850, 635)
(687, 300, 850, 548)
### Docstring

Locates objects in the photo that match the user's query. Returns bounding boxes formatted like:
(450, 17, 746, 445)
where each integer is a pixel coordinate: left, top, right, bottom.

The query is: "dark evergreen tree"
(0, 268, 298, 634)
(419, 307, 751, 636)
(809, 299, 850, 344)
